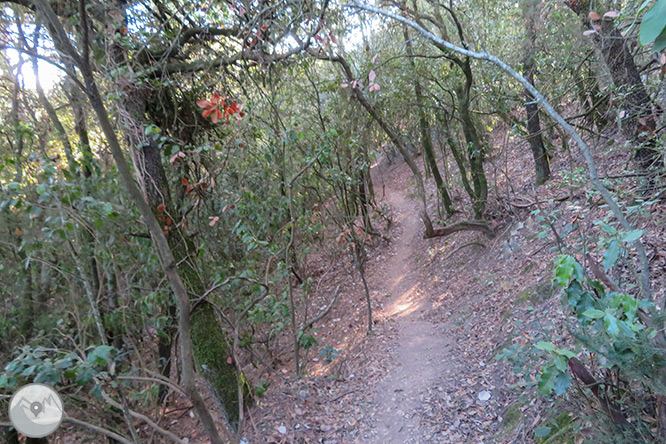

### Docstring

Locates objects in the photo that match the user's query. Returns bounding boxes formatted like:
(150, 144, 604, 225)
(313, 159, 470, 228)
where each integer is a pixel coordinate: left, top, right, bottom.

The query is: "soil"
(64, 123, 664, 444)
(362, 162, 457, 443)
(235, 125, 666, 444)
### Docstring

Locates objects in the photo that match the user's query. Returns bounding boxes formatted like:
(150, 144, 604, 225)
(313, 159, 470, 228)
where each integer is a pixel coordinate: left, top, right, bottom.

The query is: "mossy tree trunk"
(104, 0, 241, 429)
(521, 0, 550, 186)
(403, 25, 455, 216)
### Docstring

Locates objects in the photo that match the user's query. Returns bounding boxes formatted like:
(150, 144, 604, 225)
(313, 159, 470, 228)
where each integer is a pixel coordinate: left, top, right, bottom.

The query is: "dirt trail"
(364, 162, 458, 443)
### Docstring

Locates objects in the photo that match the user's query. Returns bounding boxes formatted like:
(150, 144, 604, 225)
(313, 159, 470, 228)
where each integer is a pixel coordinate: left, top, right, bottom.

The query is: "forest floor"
(130, 122, 665, 444)
(238, 129, 666, 444)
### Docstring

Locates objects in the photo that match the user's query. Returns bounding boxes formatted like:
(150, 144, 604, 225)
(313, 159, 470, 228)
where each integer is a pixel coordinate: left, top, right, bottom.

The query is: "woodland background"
(0, 0, 665, 442)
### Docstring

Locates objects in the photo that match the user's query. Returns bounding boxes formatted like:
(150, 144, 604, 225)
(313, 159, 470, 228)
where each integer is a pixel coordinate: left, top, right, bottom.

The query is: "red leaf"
(181, 177, 189, 186)
(157, 203, 166, 213)
(588, 11, 600, 20)
(197, 100, 212, 109)
(227, 356, 233, 364)
(202, 108, 212, 118)
(211, 112, 219, 124)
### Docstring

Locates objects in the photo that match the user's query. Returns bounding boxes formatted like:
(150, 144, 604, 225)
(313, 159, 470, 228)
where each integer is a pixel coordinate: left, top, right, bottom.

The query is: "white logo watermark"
(8, 383, 64, 438)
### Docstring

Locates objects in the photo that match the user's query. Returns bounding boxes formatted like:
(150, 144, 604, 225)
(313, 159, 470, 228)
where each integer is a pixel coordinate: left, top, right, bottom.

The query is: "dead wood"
(302, 285, 341, 331)
(424, 220, 494, 239)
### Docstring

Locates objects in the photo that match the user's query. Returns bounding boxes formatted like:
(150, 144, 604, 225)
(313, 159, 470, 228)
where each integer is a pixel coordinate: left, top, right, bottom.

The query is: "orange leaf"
(157, 203, 166, 213)
(588, 11, 600, 21)
(181, 177, 189, 186)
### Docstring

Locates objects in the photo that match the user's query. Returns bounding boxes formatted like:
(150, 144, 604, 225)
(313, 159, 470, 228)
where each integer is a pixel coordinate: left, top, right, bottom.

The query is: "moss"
(517, 280, 555, 305)
(496, 401, 525, 442)
(191, 303, 240, 429)
(503, 402, 523, 429)
(535, 411, 576, 444)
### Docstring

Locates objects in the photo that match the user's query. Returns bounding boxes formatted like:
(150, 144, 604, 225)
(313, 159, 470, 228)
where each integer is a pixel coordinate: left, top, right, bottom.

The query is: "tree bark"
(32, 0, 227, 441)
(521, 0, 551, 185)
(403, 25, 455, 215)
(567, 3, 661, 176)
(100, 0, 241, 428)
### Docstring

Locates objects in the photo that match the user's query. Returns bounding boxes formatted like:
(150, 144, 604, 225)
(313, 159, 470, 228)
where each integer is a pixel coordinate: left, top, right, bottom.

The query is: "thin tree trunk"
(521, 0, 550, 185)
(310, 50, 435, 236)
(403, 25, 455, 215)
(10, 53, 25, 183)
(33, 1, 227, 441)
(30, 26, 78, 177)
(568, 4, 661, 176)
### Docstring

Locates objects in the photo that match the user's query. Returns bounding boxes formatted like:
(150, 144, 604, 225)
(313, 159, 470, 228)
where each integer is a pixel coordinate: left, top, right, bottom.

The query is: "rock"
(478, 391, 491, 401)
(298, 389, 310, 398)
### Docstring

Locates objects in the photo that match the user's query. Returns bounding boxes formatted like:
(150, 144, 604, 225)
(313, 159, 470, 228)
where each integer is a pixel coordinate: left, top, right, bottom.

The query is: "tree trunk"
(521, 0, 550, 185)
(311, 51, 435, 236)
(10, 54, 25, 183)
(118, 81, 241, 428)
(403, 25, 455, 215)
(568, 3, 661, 176)
(457, 73, 488, 219)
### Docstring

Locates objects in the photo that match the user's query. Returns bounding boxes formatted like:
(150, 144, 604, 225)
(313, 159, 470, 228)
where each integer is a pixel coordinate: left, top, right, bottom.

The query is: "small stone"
(478, 391, 491, 401)
(278, 425, 287, 434)
(298, 390, 310, 398)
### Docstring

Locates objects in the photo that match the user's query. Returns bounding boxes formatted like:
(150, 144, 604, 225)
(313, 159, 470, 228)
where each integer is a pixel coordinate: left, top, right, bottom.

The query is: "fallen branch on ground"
(302, 285, 341, 331)
(424, 220, 494, 239)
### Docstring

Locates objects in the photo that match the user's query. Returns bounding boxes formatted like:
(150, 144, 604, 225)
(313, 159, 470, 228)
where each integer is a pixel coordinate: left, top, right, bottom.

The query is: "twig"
(64, 416, 133, 444)
(102, 392, 187, 444)
(301, 285, 341, 331)
(351, 0, 652, 300)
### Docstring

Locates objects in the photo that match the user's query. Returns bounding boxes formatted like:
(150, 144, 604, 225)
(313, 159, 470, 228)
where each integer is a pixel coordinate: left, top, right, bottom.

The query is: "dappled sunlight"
(387, 282, 423, 318)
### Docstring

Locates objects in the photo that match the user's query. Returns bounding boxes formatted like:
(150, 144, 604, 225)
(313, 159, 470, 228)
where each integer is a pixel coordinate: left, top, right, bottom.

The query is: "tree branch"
(350, 1, 652, 300)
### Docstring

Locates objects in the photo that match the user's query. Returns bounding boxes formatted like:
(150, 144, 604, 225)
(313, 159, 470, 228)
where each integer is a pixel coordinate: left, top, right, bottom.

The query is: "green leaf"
(535, 426, 552, 438)
(554, 372, 572, 395)
(102, 203, 113, 215)
(582, 309, 606, 319)
(604, 314, 620, 336)
(76, 366, 95, 384)
(603, 240, 620, 271)
(553, 255, 581, 287)
(54, 358, 74, 369)
(639, 0, 666, 46)
(555, 349, 577, 359)
(621, 229, 644, 243)
(535, 341, 556, 352)
(87, 345, 113, 367)
(653, 27, 666, 51)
